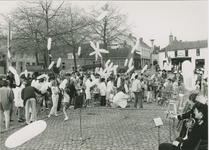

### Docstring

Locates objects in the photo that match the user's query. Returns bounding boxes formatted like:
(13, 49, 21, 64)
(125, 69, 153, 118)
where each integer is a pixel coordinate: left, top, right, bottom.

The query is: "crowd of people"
(0, 66, 208, 149)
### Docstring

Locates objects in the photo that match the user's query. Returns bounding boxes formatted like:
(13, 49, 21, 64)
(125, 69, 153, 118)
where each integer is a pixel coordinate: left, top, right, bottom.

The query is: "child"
(63, 88, 70, 121)
(147, 80, 153, 103)
(157, 86, 168, 106)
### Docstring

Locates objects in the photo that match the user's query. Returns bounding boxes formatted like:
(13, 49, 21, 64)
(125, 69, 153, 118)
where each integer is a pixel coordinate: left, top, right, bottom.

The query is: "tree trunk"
(73, 46, 77, 71)
(35, 52, 39, 65)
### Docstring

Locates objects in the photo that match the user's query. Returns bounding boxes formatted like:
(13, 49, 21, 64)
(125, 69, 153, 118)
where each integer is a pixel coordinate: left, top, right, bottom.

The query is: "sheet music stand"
(73, 94, 90, 145)
(153, 117, 163, 145)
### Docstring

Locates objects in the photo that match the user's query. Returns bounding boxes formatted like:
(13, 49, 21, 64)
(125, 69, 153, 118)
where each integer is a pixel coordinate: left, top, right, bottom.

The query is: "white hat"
(196, 95, 207, 104)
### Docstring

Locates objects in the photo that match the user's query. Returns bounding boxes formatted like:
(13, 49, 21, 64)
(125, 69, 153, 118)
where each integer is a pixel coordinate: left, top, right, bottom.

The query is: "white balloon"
(59, 79, 68, 90)
(96, 11, 108, 21)
(5, 120, 47, 148)
(56, 58, 61, 68)
(141, 65, 148, 73)
(25, 70, 28, 78)
(14, 74, 20, 86)
(128, 58, 133, 68)
(9, 66, 17, 75)
(47, 38, 52, 50)
(105, 59, 111, 68)
(48, 61, 54, 70)
(37, 74, 48, 80)
(78, 47, 81, 56)
(124, 59, 128, 67)
(126, 66, 134, 74)
(150, 74, 155, 79)
(182, 60, 195, 91)
(113, 66, 117, 75)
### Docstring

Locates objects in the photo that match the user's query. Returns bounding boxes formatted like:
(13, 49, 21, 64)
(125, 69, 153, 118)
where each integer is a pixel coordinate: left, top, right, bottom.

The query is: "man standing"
(0, 80, 14, 131)
(21, 80, 41, 125)
(132, 74, 143, 109)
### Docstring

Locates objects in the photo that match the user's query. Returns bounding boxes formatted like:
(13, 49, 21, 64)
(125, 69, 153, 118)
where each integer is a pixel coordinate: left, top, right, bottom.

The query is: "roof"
(50, 43, 131, 59)
(152, 46, 160, 54)
(160, 40, 207, 52)
(139, 39, 151, 49)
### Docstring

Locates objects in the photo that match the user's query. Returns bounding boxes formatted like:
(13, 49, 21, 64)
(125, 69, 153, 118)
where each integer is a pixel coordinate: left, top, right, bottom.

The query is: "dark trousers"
(100, 96, 106, 106)
(57, 93, 62, 111)
(134, 91, 142, 108)
(10, 101, 14, 120)
(159, 143, 179, 150)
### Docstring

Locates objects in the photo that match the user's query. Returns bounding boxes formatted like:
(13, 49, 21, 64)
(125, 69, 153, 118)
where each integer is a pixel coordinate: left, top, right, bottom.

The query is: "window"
(185, 50, 188, 56)
(175, 51, 177, 57)
(196, 49, 200, 56)
(68, 53, 74, 59)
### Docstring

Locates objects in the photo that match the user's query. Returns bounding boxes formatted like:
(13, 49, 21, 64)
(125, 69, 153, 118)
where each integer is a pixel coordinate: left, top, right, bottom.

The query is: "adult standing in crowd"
(100, 78, 107, 106)
(0, 80, 14, 131)
(132, 74, 143, 109)
(21, 80, 42, 125)
(48, 80, 60, 117)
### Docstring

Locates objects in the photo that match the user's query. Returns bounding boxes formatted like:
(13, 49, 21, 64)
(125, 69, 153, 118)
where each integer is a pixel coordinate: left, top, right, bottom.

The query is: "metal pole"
(6, 19, 11, 72)
(80, 107, 83, 144)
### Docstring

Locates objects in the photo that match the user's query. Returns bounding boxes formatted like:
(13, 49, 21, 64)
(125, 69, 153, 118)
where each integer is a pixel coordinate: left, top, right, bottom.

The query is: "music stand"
(73, 94, 90, 145)
(153, 117, 163, 145)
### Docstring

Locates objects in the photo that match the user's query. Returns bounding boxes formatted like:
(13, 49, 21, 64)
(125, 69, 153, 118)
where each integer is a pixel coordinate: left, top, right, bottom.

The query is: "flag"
(74, 95, 84, 109)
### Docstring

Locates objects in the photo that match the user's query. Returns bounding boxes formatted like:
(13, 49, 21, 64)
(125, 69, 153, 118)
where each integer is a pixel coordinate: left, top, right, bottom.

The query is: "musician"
(159, 101, 208, 150)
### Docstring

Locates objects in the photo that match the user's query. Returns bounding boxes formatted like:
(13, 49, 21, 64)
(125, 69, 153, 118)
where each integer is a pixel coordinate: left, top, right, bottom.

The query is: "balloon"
(47, 38, 51, 50)
(128, 58, 133, 68)
(14, 74, 20, 86)
(59, 79, 68, 90)
(56, 58, 61, 68)
(37, 74, 48, 80)
(78, 47, 81, 56)
(182, 60, 195, 91)
(8, 66, 17, 75)
(113, 65, 117, 75)
(124, 59, 128, 67)
(47, 38, 52, 49)
(96, 11, 108, 21)
(25, 70, 28, 78)
(48, 61, 54, 70)
(141, 65, 148, 73)
(105, 59, 111, 68)
(150, 74, 155, 79)
(126, 66, 134, 74)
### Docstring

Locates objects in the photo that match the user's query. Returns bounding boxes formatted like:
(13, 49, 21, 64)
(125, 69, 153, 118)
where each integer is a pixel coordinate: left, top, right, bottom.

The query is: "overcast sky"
(0, 1, 208, 48)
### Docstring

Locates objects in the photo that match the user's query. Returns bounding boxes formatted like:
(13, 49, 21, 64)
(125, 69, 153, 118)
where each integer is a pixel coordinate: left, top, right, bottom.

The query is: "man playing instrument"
(159, 101, 208, 150)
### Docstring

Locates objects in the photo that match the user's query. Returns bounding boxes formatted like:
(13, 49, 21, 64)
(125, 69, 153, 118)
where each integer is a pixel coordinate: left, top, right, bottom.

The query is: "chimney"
(179, 40, 182, 42)
(140, 38, 143, 41)
(169, 33, 173, 44)
(174, 37, 177, 41)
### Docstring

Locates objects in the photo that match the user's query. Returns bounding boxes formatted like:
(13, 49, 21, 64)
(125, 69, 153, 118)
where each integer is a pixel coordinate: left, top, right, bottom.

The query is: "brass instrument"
(183, 114, 196, 140)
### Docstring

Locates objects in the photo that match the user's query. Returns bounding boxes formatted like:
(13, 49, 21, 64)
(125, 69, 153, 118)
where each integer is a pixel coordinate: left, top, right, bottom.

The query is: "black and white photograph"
(0, 0, 208, 150)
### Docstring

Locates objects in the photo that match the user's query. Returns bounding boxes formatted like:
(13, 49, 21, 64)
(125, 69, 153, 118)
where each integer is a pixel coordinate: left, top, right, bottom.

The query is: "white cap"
(196, 95, 207, 104)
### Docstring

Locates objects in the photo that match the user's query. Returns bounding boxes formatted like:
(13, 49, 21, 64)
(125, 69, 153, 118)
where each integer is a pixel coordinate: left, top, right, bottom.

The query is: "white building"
(126, 34, 152, 69)
(159, 34, 208, 71)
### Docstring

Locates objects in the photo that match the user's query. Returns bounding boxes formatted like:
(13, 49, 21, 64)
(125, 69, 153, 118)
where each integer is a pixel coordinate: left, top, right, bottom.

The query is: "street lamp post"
(150, 39, 155, 72)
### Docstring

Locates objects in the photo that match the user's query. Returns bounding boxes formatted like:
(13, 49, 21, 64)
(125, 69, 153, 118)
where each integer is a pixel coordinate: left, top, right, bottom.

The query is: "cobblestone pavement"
(0, 102, 181, 150)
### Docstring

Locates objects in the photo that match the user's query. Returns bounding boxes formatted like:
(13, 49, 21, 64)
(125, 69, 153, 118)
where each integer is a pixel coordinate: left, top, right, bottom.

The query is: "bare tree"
(90, 3, 132, 51)
(7, 0, 64, 68)
(55, 3, 92, 71)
